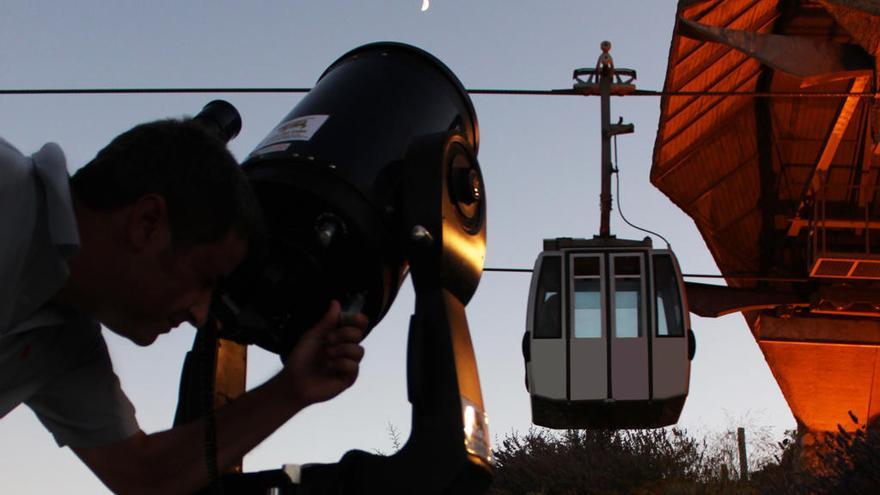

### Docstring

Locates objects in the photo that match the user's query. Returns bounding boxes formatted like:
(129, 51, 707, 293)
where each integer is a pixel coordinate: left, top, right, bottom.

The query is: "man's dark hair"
(70, 118, 261, 247)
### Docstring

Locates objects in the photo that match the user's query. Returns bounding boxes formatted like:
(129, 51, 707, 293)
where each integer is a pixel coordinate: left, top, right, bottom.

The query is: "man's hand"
(281, 300, 368, 407)
(75, 300, 368, 494)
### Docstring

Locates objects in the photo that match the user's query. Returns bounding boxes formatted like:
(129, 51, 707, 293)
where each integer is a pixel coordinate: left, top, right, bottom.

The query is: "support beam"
(758, 314, 880, 345)
(665, 9, 781, 124)
(787, 216, 880, 237)
(875, 60, 880, 156)
(789, 76, 871, 225)
(685, 282, 808, 318)
(756, 66, 778, 278)
(678, 19, 874, 84)
(858, 108, 877, 206)
(809, 77, 871, 193)
(674, 0, 768, 66)
(859, 61, 880, 205)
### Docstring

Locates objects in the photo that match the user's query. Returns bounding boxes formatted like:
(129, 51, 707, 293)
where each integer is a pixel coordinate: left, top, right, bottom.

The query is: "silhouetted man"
(0, 119, 367, 493)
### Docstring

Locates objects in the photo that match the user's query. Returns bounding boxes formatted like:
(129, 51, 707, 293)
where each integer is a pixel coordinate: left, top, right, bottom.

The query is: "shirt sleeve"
(24, 321, 141, 449)
(0, 138, 40, 333)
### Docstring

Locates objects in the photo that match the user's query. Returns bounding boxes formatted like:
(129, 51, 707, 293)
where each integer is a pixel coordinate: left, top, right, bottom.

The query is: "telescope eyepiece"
(194, 100, 242, 143)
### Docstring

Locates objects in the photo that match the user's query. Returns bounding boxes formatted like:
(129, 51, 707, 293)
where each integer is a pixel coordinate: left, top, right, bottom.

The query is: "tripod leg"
(291, 289, 492, 494)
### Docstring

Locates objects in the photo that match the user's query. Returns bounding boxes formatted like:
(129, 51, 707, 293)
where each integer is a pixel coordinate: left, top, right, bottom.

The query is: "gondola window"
(612, 255, 643, 338)
(534, 256, 562, 339)
(573, 255, 603, 338)
(653, 254, 684, 337)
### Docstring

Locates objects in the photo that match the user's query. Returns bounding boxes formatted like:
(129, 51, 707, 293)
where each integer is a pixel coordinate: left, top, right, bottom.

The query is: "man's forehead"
(194, 231, 248, 274)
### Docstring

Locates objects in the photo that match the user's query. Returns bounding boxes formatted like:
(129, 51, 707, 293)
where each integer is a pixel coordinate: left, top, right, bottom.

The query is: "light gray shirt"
(0, 137, 139, 448)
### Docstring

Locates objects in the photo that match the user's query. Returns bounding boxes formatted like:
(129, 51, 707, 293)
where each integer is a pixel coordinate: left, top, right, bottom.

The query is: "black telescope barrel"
(317, 41, 479, 152)
(246, 41, 479, 200)
(215, 42, 481, 354)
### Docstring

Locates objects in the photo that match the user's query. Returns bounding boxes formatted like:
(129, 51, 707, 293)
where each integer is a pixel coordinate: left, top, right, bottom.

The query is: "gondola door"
(650, 251, 690, 400)
(527, 253, 566, 400)
(609, 253, 649, 400)
(568, 253, 607, 401)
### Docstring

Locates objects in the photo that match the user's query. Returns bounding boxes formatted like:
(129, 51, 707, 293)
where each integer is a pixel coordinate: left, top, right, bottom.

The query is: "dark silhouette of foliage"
(783, 415, 880, 494)
(487, 420, 880, 494)
(490, 427, 713, 494)
(379, 414, 880, 493)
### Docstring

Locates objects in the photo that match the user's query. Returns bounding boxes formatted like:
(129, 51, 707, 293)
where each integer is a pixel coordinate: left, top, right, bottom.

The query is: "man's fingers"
(338, 311, 369, 330)
(327, 358, 360, 378)
(325, 342, 365, 361)
(304, 301, 368, 341)
(325, 326, 364, 345)
(307, 300, 342, 336)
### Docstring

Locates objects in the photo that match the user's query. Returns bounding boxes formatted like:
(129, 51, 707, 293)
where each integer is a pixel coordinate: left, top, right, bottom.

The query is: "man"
(0, 118, 368, 494)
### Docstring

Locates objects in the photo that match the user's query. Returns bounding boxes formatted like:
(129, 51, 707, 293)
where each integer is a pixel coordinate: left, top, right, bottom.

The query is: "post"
(174, 329, 248, 475)
(599, 65, 613, 237)
(737, 427, 749, 481)
(214, 338, 248, 473)
(572, 41, 635, 238)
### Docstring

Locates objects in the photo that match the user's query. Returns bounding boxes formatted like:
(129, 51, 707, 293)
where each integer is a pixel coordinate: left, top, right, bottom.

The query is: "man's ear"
(126, 194, 171, 252)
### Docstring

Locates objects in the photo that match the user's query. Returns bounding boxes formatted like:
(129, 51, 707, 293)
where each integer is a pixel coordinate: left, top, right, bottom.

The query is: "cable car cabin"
(523, 237, 693, 429)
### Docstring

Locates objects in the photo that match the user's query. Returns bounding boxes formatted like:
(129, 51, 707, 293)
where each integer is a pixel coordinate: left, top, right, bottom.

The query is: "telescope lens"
(447, 143, 484, 234)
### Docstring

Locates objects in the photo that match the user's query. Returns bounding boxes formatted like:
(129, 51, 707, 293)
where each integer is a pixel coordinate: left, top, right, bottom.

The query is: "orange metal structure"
(653, 0, 880, 440)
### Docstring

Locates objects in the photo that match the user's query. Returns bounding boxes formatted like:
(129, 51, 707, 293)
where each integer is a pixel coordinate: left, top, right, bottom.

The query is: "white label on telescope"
(251, 142, 291, 156)
(257, 114, 330, 148)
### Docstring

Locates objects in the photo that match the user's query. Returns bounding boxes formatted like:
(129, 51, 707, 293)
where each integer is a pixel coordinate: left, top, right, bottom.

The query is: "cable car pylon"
(573, 40, 636, 237)
(523, 42, 694, 430)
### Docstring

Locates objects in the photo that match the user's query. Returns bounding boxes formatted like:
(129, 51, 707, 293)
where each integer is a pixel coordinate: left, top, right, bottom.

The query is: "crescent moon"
(421, 0, 430, 11)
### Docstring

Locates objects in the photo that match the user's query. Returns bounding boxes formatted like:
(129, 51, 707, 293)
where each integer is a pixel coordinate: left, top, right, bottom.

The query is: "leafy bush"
(486, 422, 880, 494)
(380, 414, 880, 493)
(490, 427, 713, 494)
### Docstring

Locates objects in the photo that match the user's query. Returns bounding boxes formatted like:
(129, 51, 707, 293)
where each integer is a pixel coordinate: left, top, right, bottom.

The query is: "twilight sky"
(0, 1, 795, 492)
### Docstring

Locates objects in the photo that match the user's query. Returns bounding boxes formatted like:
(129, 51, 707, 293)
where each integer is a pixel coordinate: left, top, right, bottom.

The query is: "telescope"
(177, 42, 493, 494)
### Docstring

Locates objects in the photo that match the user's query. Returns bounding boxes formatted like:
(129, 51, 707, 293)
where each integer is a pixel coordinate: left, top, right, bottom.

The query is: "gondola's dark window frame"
(533, 255, 562, 339)
(652, 253, 685, 338)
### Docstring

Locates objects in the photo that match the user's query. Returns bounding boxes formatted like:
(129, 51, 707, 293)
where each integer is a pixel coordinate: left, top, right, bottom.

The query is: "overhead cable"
(2, 87, 878, 98)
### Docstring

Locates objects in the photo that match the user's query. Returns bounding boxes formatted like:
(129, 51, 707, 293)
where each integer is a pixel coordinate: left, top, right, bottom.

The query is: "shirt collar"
(31, 143, 80, 258)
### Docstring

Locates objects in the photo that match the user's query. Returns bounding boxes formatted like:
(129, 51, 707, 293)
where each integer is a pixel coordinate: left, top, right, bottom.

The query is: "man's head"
(66, 118, 261, 345)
